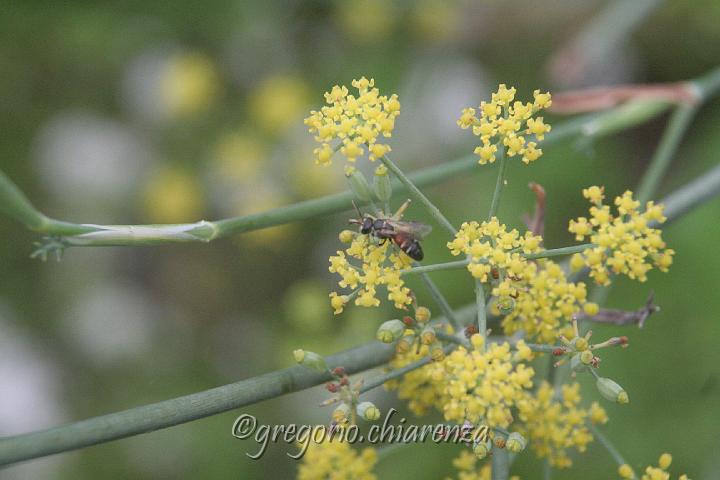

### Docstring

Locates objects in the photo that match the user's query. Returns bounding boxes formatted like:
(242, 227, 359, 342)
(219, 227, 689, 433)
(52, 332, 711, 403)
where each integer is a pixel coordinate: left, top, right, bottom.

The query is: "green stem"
(587, 423, 634, 477)
(636, 103, 698, 204)
(475, 279, 487, 342)
(491, 443, 510, 480)
(359, 344, 456, 394)
(380, 154, 457, 235)
(488, 146, 508, 219)
(402, 244, 596, 276)
(416, 269, 462, 331)
(0, 96, 687, 248)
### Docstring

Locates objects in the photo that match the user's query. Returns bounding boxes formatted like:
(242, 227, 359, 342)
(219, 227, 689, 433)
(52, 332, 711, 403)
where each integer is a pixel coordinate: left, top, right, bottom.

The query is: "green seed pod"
(376, 319, 405, 343)
(346, 170, 373, 202)
(356, 401, 381, 421)
(497, 296, 516, 315)
(596, 377, 629, 404)
(373, 165, 392, 202)
(506, 432, 526, 453)
(293, 349, 327, 372)
(473, 439, 492, 459)
(415, 306, 431, 324)
(420, 326, 436, 345)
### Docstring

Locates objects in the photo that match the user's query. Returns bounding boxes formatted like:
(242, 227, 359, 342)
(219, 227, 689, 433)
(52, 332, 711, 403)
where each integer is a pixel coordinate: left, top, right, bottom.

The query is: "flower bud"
(332, 403, 351, 424)
(396, 335, 415, 353)
(376, 319, 406, 343)
(658, 453, 672, 469)
(346, 170, 373, 202)
(420, 326, 436, 345)
(596, 377, 629, 404)
(415, 306, 431, 324)
(497, 296, 515, 315)
(506, 432, 526, 453)
(293, 349, 327, 372)
(356, 401, 381, 421)
(373, 165, 392, 202)
(472, 439, 492, 459)
(338, 230, 355, 243)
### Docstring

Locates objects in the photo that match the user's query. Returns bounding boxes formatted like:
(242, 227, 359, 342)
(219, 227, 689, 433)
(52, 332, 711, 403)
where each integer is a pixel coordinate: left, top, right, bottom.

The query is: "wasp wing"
(387, 220, 433, 240)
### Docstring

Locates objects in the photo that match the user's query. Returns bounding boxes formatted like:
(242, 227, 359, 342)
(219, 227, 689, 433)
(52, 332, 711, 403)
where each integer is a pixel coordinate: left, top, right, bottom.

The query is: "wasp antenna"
(351, 200, 363, 219)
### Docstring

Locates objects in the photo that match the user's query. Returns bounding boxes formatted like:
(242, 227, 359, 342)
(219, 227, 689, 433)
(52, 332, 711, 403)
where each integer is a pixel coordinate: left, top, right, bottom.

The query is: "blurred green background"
(1, 0, 719, 478)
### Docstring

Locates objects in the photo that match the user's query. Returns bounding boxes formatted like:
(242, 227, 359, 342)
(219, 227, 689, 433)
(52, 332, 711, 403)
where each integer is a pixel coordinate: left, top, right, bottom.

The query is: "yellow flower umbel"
(458, 84, 552, 165)
(304, 77, 400, 175)
(517, 382, 607, 469)
(446, 450, 493, 480)
(329, 231, 413, 313)
(569, 187, 674, 285)
(297, 438, 377, 480)
(442, 335, 535, 429)
(618, 452, 690, 480)
(500, 259, 597, 343)
(447, 218, 542, 298)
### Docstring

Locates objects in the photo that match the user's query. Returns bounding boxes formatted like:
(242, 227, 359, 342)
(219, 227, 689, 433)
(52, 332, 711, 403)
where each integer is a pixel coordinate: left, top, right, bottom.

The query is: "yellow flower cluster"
(500, 260, 598, 343)
(384, 344, 447, 416)
(304, 77, 400, 175)
(569, 187, 674, 285)
(329, 232, 413, 313)
(297, 438, 377, 480)
(447, 218, 542, 296)
(441, 335, 535, 428)
(457, 84, 552, 165)
(446, 450, 523, 480)
(517, 382, 607, 469)
(618, 453, 690, 480)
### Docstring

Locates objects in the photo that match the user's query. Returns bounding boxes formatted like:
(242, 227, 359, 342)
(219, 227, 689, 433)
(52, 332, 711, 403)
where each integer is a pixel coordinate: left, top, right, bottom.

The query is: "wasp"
(350, 200, 432, 261)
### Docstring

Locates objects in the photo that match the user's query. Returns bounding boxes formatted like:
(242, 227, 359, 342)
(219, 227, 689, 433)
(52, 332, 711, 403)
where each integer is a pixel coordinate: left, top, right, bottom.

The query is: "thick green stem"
(0, 92, 690, 249)
(491, 443, 511, 480)
(380, 154, 457, 235)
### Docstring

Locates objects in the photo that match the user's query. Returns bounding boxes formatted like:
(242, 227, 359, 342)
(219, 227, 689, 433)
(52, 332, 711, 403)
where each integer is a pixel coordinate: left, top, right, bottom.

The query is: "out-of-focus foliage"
(0, 1, 719, 479)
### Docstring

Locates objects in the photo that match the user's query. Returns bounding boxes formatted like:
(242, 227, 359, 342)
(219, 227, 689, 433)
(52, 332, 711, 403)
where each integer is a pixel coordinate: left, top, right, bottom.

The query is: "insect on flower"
(349, 200, 432, 261)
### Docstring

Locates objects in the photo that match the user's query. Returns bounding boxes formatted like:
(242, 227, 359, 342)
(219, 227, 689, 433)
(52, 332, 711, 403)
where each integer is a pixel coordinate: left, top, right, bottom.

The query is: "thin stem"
(637, 103, 699, 204)
(360, 344, 456, 394)
(475, 279, 487, 343)
(402, 244, 596, 276)
(588, 423, 634, 477)
(416, 269, 462, 331)
(380, 154, 457, 235)
(488, 146, 508, 219)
